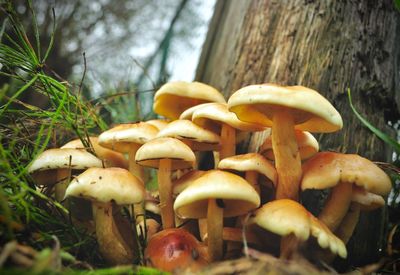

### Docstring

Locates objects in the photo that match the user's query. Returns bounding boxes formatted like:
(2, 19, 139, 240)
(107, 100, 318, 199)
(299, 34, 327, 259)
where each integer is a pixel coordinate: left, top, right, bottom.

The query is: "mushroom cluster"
(28, 81, 391, 272)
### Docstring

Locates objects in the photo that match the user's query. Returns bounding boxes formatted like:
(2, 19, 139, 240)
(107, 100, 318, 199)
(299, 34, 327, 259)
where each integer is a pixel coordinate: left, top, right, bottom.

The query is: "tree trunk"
(196, 0, 400, 267)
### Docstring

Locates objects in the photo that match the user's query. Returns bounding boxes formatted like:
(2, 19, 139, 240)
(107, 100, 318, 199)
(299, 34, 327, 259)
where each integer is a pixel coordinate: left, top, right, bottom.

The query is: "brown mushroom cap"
(174, 170, 260, 218)
(153, 81, 226, 120)
(301, 152, 392, 196)
(227, 83, 343, 133)
(65, 167, 145, 205)
(98, 122, 158, 153)
(61, 137, 128, 169)
(135, 137, 196, 170)
(145, 228, 208, 272)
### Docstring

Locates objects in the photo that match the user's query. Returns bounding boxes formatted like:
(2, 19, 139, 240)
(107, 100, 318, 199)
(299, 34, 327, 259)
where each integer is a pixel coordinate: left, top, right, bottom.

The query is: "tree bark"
(196, 0, 400, 267)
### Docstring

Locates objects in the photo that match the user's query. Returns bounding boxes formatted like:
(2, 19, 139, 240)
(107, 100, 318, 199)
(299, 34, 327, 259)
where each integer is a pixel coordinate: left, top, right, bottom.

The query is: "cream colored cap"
(98, 122, 158, 152)
(28, 148, 103, 174)
(62, 137, 128, 169)
(153, 81, 226, 120)
(135, 137, 195, 169)
(192, 102, 266, 132)
(301, 152, 391, 196)
(173, 170, 207, 196)
(179, 103, 214, 120)
(252, 199, 347, 258)
(156, 119, 220, 151)
(259, 130, 319, 161)
(217, 153, 277, 185)
(174, 170, 260, 219)
(65, 167, 144, 205)
(228, 84, 343, 133)
(145, 119, 170, 131)
(351, 187, 386, 211)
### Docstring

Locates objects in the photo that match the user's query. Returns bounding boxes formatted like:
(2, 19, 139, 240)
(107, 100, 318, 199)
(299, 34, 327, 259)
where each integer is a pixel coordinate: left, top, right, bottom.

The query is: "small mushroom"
(145, 228, 208, 272)
(65, 167, 145, 265)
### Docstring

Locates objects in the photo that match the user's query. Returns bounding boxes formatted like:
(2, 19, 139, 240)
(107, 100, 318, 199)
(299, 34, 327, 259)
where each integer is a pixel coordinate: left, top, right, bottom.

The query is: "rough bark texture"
(196, 0, 400, 267)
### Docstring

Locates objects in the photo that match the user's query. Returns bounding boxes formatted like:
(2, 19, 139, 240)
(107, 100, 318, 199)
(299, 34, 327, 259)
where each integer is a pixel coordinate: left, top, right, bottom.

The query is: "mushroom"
(153, 81, 226, 120)
(301, 152, 391, 232)
(28, 148, 103, 201)
(228, 84, 343, 200)
(174, 170, 260, 261)
(61, 136, 128, 169)
(136, 137, 196, 229)
(191, 102, 265, 161)
(218, 152, 277, 195)
(259, 130, 319, 161)
(145, 119, 170, 131)
(250, 199, 347, 259)
(65, 167, 145, 265)
(145, 228, 208, 272)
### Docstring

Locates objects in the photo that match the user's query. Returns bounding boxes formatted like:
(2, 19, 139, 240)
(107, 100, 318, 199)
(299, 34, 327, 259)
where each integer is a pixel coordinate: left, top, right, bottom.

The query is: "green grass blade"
(347, 88, 400, 153)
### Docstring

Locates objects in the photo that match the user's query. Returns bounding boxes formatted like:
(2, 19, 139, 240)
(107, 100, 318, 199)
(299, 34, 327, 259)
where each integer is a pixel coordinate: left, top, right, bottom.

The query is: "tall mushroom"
(65, 167, 145, 265)
(228, 83, 343, 200)
(174, 170, 260, 261)
(136, 137, 196, 229)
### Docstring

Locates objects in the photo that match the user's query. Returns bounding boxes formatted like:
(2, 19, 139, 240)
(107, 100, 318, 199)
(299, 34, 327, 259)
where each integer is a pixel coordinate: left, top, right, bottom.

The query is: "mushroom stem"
(245, 171, 260, 194)
(280, 233, 300, 259)
(92, 201, 135, 264)
(207, 198, 224, 261)
(335, 203, 361, 244)
(272, 109, 302, 201)
(204, 227, 259, 244)
(158, 159, 175, 229)
(55, 168, 70, 201)
(128, 144, 146, 223)
(318, 182, 353, 231)
(220, 124, 236, 160)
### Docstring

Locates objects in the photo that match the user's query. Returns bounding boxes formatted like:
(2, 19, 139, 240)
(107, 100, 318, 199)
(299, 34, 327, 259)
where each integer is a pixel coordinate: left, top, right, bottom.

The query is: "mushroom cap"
(145, 119, 170, 131)
(309, 215, 347, 258)
(65, 167, 145, 205)
(173, 170, 207, 196)
(259, 130, 319, 161)
(61, 137, 128, 169)
(252, 199, 347, 258)
(252, 199, 311, 241)
(156, 119, 221, 151)
(217, 153, 277, 185)
(145, 228, 208, 272)
(192, 102, 266, 132)
(135, 137, 195, 170)
(179, 103, 215, 120)
(301, 152, 392, 196)
(28, 148, 103, 174)
(174, 170, 260, 219)
(351, 187, 386, 211)
(228, 83, 343, 133)
(153, 81, 226, 120)
(98, 122, 158, 153)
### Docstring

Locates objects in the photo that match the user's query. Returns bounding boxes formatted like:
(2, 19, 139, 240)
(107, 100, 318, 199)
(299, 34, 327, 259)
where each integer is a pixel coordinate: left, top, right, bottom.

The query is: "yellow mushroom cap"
(98, 122, 159, 153)
(179, 103, 215, 120)
(153, 81, 226, 120)
(135, 137, 195, 170)
(156, 119, 221, 151)
(192, 102, 266, 132)
(228, 83, 343, 133)
(174, 170, 260, 219)
(173, 170, 207, 196)
(301, 152, 392, 196)
(61, 137, 128, 169)
(145, 119, 170, 131)
(217, 153, 277, 185)
(65, 167, 145, 205)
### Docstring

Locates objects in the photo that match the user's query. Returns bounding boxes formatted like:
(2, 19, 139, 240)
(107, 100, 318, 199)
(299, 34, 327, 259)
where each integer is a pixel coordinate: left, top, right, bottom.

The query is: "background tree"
(195, 0, 400, 268)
